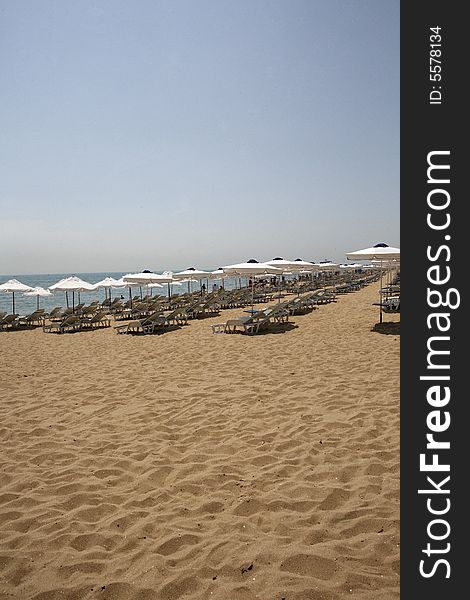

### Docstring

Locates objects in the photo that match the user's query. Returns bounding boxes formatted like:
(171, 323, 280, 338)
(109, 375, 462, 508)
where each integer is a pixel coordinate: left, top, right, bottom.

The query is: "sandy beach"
(0, 281, 399, 600)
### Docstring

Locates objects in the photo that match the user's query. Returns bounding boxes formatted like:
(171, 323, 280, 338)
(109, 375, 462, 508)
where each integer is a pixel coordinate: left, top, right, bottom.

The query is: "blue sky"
(0, 0, 399, 275)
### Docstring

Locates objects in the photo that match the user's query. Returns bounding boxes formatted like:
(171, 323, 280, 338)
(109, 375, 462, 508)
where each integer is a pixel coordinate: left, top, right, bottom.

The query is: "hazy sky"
(1, 0, 399, 275)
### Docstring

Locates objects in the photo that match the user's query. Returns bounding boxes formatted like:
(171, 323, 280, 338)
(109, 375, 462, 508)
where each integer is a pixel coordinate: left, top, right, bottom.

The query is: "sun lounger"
(18, 310, 46, 327)
(48, 307, 63, 321)
(79, 311, 111, 329)
(0, 314, 19, 330)
(114, 310, 166, 334)
(374, 297, 400, 313)
(43, 315, 81, 334)
(218, 302, 290, 335)
(115, 306, 188, 334)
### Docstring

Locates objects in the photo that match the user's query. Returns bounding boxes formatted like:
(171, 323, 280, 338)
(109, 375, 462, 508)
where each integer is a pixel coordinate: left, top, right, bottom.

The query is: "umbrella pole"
(37, 295, 39, 310)
(128, 287, 132, 309)
(379, 260, 383, 324)
(65, 291, 69, 308)
(12, 291, 15, 314)
(73, 291, 75, 313)
(251, 278, 254, 313)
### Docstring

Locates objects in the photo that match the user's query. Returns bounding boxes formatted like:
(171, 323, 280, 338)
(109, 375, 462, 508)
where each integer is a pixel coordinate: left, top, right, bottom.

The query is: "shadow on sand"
(372, 322, 400, 336)
(227, 322, 299, 336)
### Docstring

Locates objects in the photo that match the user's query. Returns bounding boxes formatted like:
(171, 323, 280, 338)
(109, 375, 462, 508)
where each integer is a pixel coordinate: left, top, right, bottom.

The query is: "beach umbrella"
(265, 258, 298, 300)
(176, 277, 200, 293)
(92, 276, 126, 302)
(173, 268, 211, 292)
(293, 258, 319, 271)
(23, 286, 53, 310)
(315, 260, 339, 271)
(345, 243, 400, 323)
(266, 257, 300, 270)
(158, 271, 182, 301)
(112, 275, 143, 307)
(346, 243, 400, 262)
(222, 259, 281, 312)
(0, 279, 34, 313)
(173, 267, 210, 280)
(123, 271, 173, 307)
(266, 257, 319, 297)
(147, 282, 164, 298)
(48, 276, 95, 312)
(164, 279, 182, 299)
(210, 268, 230, 289)
(123, 271, 173, 285)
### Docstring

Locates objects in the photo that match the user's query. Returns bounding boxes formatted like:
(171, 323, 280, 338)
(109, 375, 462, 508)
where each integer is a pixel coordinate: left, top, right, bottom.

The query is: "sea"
(0, 271, 264, 315)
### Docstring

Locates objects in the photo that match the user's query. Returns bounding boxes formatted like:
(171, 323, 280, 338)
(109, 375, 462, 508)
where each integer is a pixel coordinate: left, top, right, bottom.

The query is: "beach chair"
(114, 310, 164, 334)
(374, 297, 400, 313)
(18, 310, 46, 327)
(0, 314, 19, 330)
(43, 315, 81, 334)
(79, 311, 111, 329)
(185, 297, 220, 319)
(161, 306, 189, 326)
(48, 307, 63, 321)
(217, 302, 290, 335)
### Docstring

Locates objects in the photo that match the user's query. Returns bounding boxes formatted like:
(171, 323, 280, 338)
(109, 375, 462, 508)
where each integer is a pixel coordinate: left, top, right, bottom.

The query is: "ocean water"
(0, 272, 256, 315)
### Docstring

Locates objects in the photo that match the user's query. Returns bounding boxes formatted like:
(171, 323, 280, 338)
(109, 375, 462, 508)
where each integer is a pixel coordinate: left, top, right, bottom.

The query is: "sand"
(0, 282, 400, 600)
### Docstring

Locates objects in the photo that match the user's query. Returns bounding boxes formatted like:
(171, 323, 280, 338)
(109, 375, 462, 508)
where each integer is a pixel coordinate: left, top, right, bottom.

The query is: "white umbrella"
(172, 268, 210, 280)
(265, 257, 299, 270)
(222, 259, 281, 312)
(23, 286, 53, 310)
(265, 258, 299, 300)
(345, 243, 400, 323)
(92, 276, 126, 302)
(123, 271, 173, 285)
(173, 267, 211, 293)
(210, 268, 231, 289)
(158, 272, 182, 300)
(315, 260, 339, 271)
(48, 276, 95, 311)
(123, 271, 173, 306)
(345, 243, 400, 262)
(147, 282, 164, 298)
(112, 275, 143, 306)
(92, 276, 125, 289)
(292, 259, 320, 271)
(0, 279, 34, 313)
(164, 279, 182, 299)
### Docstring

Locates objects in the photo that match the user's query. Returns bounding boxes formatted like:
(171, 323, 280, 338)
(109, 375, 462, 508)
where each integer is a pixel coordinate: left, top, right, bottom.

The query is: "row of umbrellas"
(1, 244, 399, 315)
